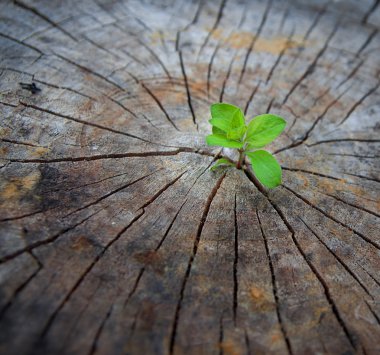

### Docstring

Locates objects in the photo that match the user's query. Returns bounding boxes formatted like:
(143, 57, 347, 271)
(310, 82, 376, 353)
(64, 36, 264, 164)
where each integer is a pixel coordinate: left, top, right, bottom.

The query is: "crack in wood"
(64, 169, 163, 218)
(14, 0, 78, 42)
(275, 84, 351, 154)
(244, 169, 363, 351)
(299, 218, 374, 298)
(52, 52, 124, 91)
(0, 32, 43, 55)
(362, 0, 380, 24)
(282, 19, 340, 105)
(244, 81, 261, 116)
(238, 0, 272, 84)
(283, 185, 380, 250)
(36, 172, 186, 343)
(218, 313, 224, 355)
(128, 73, 179, 131)
(123, 159, 217, 308)
(256, 210, 293, 355)
(197, 0, 227, 58)
(17, 102, 173, 147)
(338, 81, 380, 126)
(233, 193, 238, 325)
(317, 190, 380, 218)
(5, 149, 215, 164)
(88, 304, 114, 355)
(219, 52, 236, 103)
(169, 173, 226, 354)
(0, 209, 101, 265)
(0, 252, 42, 319)
(178, 51, 197, 129)
(307, 138, 380, 147)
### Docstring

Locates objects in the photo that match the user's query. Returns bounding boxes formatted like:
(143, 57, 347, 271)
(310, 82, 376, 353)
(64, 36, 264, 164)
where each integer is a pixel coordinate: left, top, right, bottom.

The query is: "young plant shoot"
(206, 103, 286, 189)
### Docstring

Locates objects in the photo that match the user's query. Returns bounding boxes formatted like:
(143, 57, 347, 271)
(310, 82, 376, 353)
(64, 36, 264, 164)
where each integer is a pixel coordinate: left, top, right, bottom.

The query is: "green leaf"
(209, 103, 245, 133)
(245, 114, 286, 148)
(210, 158, 235, 171)
(227, 125, 247, 140)
(246, 150, 282, 188)
(212, 125, 226, 135)
(206, 134, 244, 148)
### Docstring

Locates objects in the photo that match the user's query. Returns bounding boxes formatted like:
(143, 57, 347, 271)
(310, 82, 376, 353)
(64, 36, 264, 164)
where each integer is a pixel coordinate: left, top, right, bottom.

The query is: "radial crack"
(169, 173, 226, 354)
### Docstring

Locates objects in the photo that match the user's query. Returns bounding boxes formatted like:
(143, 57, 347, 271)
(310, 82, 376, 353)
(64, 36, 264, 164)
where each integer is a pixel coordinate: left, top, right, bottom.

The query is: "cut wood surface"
(0, 0, 380, 354)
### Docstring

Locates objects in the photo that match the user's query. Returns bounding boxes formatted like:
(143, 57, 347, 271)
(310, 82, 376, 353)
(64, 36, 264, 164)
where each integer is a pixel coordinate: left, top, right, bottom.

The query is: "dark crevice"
(362, 0, 380, 24)
(179, 51, 197, 128)
(123, 159, 216, 309)
(0, 138, 46, 148)
(169, 173, 226, 354)
(33, 79, 96, 100)
(219, 314, 224, 355)
(64, 169, 162, 217)
(82, 35, 121, 59)
(219, 53, 236, 103)
(49, 172, 131, 193)
(105, 95, 140, 119)
(38, 172, 186, 341)
(136, 38, 172, 79)
(299, 218, 373, 298)
(304, 5, 326, 41)
(256, 210, 293, 355)
(0, 209, 101, 264)
(341, 172, 380, 183)
(38, 210, 144, 341)
(266, 98, 275, 113)
(336, 60, 364, 89)
(138, 171, 187, 211)
(207, 42, 221, 94)
(266, 28, 294, 84)
(88, 304, 114, 355)
(233, 193, 239, 325)
(244, 81, 261, 115)
(0, 32, 43, 55)
(244, 329, 251, 355)
(282, 167, 340, 180)
(18, 101, 174, 147)
(14, 0, 78, 42)
(0, 101, 18, 108)
(5, 148, 215, 164)
(0, 209, 46, 223)
(0, 251, 43, 319)
(129, 74, 179, 131)
(338, 82, 380, 126)
(123, 268, 145, 308)
(245, 171, 358, 351)
(283, 185, 380, 250)
(275, 74, 350, 154)
(0, 67, 95, 100)
(357, 264, 380, 289)
(326, 153, 379, 159)
(198, 0, 227, 57)
(238, 0, 272, 83)
(357, 29, 378, 55)
(365, 301, 380, 325)
(282, 19, 340, 105)
(318, 191, 380, 218)
(307, 138, 380, 147)
(53, 52, 124, 91)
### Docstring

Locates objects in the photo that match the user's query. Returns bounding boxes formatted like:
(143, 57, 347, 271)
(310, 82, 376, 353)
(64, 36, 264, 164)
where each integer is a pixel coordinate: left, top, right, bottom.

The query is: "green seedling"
(206, 103, 286, 189)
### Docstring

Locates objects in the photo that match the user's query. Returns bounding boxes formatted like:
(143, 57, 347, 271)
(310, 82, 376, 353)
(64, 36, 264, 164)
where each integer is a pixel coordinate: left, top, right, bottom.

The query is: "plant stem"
(236, 150, 244, 169)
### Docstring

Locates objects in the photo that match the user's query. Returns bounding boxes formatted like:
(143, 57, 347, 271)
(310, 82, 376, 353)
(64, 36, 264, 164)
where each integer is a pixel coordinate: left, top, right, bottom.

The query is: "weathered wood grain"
(0, 0, 379, 354)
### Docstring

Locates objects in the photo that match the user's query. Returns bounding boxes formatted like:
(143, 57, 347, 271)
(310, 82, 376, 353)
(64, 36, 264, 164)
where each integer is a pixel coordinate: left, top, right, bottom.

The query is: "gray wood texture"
(0, 0, 379, 354)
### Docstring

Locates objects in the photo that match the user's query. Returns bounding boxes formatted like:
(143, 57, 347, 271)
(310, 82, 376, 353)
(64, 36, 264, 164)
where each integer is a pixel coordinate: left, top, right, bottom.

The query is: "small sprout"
(206, 103, 286, 189)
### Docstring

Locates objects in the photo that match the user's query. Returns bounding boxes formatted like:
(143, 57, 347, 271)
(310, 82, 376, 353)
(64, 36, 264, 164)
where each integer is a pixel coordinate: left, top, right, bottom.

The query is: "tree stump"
(1, 0, 380, 354)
